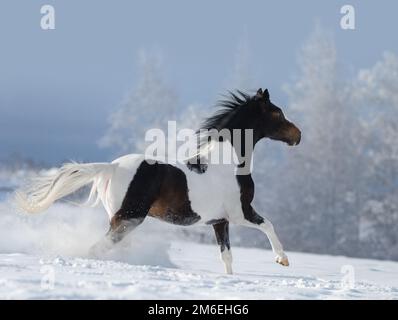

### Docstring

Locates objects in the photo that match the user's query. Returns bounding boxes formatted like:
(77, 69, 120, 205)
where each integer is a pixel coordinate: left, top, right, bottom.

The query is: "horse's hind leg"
(89, 161, 161, 257)
(213, 220, 233, 274)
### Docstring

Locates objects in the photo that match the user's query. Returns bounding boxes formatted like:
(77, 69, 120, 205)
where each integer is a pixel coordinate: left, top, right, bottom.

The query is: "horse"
(15, 88, 301, 274)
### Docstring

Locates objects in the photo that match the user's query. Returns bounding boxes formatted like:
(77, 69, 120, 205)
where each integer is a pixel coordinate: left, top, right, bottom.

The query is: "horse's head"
(252, 88, 301, 146)
(201, 88, 301, 148)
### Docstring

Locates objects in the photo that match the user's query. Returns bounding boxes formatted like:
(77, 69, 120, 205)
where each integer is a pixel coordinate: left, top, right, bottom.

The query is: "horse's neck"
(205, 140, 254, 175)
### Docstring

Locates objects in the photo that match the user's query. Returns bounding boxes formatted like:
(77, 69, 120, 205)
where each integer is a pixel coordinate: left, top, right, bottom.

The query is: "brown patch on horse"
(148, 164, 201, 225)
(108, 161, 200, 243)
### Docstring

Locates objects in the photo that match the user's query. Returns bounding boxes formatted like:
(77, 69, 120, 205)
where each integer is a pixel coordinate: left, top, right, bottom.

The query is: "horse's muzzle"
(287, 127, 301, 146)
(293, 130, 301, 146)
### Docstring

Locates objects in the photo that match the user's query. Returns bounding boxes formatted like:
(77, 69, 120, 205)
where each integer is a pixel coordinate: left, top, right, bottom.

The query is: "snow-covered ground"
(0, 188, 397, 299)
(1, 241, 398, 299)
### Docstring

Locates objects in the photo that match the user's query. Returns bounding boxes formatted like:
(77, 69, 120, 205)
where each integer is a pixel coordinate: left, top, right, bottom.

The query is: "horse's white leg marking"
(221, 248, 233, 275)
(242, 217, 289, 266)
(258, 219, 289, 266)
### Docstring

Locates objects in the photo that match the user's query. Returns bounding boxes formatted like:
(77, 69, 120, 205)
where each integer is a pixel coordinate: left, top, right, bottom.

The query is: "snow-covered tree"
(274, 27, 365, 254)
(225, 29, 255, 92)
(99, 50, 178, 155)
(353, 52, 398, 259)
(270, 28, 398, 260)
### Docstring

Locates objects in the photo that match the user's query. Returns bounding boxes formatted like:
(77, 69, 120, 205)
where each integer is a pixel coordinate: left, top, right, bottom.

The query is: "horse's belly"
(148, 208, 201, 226)
(179, 165, 233, 224)
(192, 190, 225, 223)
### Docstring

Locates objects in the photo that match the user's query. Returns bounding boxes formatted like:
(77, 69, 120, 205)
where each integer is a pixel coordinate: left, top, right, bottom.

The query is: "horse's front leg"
(241, 205, 289, 266)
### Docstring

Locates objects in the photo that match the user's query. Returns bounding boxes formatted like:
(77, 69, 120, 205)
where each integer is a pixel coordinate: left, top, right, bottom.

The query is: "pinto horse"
(16, 88, 301, 274)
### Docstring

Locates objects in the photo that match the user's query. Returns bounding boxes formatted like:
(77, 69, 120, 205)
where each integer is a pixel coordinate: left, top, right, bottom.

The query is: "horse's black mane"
(200, 90, 253, 131)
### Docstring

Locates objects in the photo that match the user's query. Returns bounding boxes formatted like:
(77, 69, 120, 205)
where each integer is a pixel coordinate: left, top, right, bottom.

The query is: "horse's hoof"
(275, 255, 289, 266)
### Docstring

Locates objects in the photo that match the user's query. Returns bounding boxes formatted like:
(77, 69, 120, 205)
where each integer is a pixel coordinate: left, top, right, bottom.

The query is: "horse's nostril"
(296, 133, 301, 145)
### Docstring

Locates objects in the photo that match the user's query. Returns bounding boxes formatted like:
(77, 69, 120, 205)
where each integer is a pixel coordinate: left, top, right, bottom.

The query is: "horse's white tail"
(15, 162, 117, 214)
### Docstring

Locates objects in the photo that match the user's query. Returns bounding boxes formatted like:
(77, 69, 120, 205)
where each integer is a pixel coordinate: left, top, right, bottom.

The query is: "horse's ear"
(264, 89, 270, 100)
(255, 88, 263, 99)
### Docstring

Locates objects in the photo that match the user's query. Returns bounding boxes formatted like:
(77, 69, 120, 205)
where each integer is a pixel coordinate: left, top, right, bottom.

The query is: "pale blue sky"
(0, 0, 396, 164)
